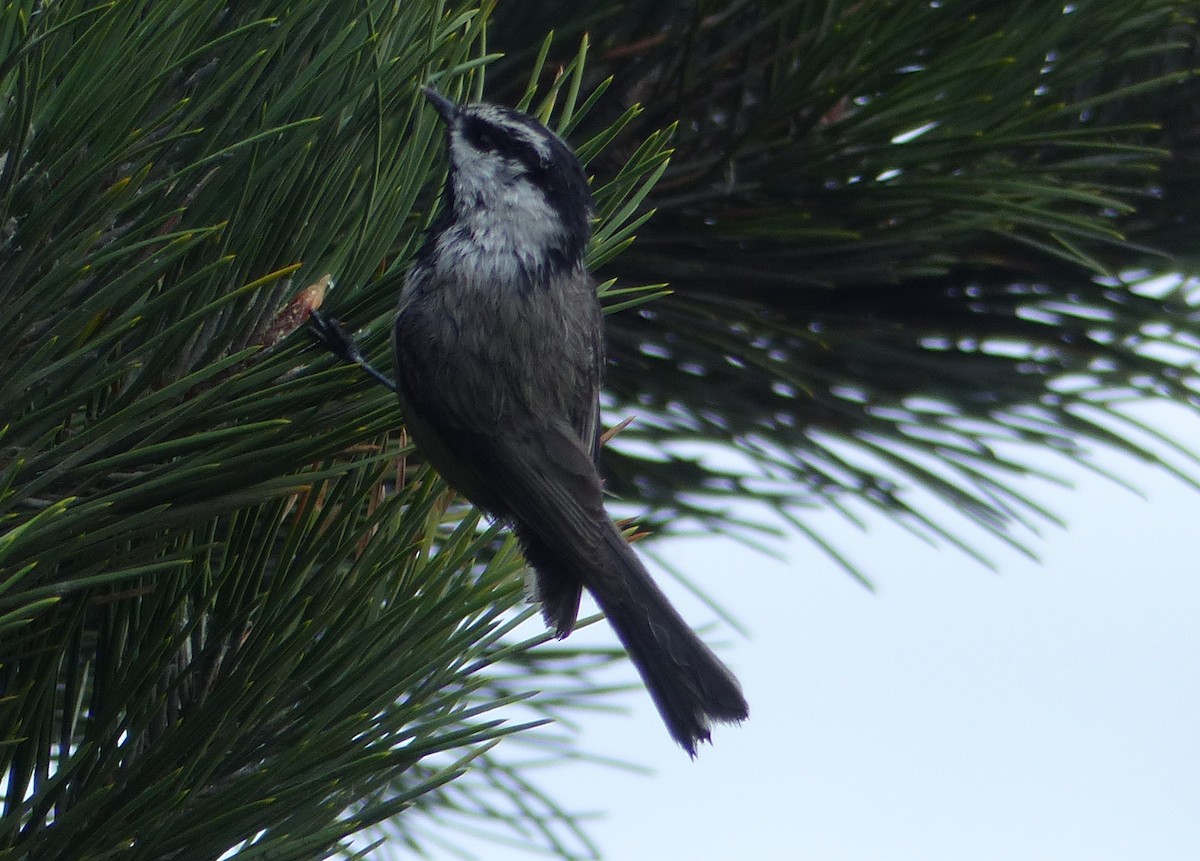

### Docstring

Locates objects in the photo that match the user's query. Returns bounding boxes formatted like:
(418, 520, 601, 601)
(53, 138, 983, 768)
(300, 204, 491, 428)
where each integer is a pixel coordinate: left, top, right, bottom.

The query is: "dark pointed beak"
(421, 86, 457, 123)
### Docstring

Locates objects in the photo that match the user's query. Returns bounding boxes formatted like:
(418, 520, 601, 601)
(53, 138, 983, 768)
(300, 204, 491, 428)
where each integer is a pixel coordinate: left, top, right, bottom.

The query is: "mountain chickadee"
(311, 87, 747, 754)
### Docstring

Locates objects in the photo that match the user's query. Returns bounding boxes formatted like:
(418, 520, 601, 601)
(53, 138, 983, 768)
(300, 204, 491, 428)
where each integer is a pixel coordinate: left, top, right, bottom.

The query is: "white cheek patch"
(447, 191, 562, 288)
(444, 132, 565, 286)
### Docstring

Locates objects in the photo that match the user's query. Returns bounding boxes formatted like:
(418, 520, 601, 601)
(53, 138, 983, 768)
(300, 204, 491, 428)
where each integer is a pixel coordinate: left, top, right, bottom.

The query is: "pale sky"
(429, 399, 1200, 861)
(427, 398, 1200, 861)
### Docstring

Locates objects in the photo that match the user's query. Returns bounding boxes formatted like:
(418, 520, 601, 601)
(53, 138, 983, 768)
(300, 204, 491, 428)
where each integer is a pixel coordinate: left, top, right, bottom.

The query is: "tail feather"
(494, 419, 747, 753)
(515, 521, 583, 637)
(587, 523, 748, 755)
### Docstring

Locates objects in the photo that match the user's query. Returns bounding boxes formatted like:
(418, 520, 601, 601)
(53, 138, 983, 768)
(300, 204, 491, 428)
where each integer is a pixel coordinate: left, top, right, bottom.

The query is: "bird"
(310, 86, 747, 754)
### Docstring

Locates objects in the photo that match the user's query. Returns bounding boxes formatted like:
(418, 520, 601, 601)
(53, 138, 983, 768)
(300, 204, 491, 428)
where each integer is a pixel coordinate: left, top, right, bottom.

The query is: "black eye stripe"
(462, 117, 545, 169)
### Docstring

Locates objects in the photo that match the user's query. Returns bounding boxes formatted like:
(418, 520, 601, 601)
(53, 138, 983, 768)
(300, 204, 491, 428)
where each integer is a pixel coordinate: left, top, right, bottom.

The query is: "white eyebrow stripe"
(468, 105, 553, 160)
(511, 127, 551, 159)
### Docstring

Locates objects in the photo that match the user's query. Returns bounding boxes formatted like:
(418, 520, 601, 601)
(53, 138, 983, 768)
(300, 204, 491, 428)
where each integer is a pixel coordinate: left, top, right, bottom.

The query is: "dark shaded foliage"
(493, 1, 1200, 573)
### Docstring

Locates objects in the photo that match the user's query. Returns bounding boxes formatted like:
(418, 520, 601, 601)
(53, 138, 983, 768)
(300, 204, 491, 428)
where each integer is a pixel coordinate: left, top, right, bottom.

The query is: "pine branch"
(0, 6, 668, 860)
(492, 0, 1200, 572)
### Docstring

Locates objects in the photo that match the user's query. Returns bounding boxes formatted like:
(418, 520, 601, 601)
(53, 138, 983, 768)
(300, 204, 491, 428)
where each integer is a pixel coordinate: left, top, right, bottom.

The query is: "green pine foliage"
(2, 1, 1198, 859)
(0, 3, 667, 859)
(490, 0, 1200, 577)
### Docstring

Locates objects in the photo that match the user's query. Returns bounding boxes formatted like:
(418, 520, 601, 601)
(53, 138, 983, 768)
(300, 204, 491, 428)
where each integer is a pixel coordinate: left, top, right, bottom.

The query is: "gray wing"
(392, 265, 605, 633)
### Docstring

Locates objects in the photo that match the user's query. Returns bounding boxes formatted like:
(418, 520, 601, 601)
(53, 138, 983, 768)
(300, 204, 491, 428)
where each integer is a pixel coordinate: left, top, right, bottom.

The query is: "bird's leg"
(308, 309, 398, 393)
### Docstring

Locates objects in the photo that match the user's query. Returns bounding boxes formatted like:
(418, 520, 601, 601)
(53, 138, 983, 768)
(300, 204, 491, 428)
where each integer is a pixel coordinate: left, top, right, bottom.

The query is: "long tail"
(481, 421, 747, 754)
(586, 522, 748, 756)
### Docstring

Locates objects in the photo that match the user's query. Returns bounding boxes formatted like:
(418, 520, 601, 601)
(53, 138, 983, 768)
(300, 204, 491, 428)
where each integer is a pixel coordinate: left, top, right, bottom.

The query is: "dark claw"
(309, 308, 365, 365)
(308, 309, 400, 394)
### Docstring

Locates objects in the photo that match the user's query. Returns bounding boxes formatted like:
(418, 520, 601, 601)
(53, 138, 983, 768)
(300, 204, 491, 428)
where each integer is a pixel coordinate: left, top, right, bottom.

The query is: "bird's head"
(422, 87, 593, 262)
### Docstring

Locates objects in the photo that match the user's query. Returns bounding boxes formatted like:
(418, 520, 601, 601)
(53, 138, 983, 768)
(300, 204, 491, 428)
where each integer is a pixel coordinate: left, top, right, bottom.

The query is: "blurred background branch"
(490, 0, 1200, 579)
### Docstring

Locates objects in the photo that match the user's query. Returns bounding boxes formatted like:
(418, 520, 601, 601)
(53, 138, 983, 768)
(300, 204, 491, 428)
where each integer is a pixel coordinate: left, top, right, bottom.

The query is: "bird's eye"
(462, 115, 547, 174)
(464, 118, 501, 153)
